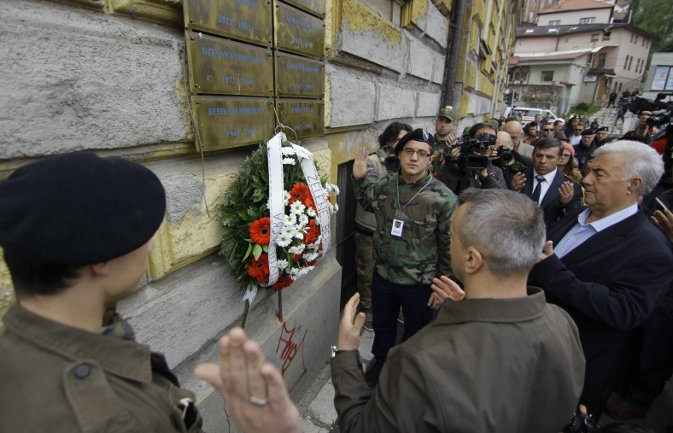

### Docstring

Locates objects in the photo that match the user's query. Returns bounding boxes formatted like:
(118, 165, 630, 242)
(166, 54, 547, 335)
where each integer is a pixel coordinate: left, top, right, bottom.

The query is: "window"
(587, 53, 594, 65)
(598, 53, 607, 68)
(636, 59, 641, 72)
(541, 71, 554, 82)
(652, 66, 673, 90)
(624, 55, 630, 70)
(628, 56, 633, 70)
(579, 17, 596, 24)
(591, 33, 599, 42)
(635, 35, 639, 44)
(363, 0, 406, 25)
(549, 20, 560, 26)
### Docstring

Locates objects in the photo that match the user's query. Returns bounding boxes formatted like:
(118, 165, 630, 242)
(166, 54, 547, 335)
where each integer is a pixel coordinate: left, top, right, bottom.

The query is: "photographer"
(437, 122, 507, 195)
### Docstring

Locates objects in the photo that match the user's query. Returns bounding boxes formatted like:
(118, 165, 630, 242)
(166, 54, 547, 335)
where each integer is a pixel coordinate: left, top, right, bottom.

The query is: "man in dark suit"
(511, 137, 582, 228)
(529, 140, 673, 419)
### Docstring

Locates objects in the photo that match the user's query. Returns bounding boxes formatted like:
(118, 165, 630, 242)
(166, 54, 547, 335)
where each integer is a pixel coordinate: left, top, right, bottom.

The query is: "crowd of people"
(1, 105, 673, 433)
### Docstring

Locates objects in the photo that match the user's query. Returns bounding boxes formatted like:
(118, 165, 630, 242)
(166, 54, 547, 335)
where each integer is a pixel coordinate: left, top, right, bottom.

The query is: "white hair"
(593, 140, 663, 195)
(457, 189, 545, 277)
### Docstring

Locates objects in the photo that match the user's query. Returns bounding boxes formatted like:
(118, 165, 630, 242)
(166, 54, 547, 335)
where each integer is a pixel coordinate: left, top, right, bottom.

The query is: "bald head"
(503, 120, 523, 150)
(496, 131, 513, 150)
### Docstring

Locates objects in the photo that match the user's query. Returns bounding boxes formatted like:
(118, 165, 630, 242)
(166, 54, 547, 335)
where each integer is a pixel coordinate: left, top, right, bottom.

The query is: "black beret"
(394, 129, 435, 155)
(597, 126, 609, 132)
(0, 153, 166, 265)
(581, 128, 595, 136)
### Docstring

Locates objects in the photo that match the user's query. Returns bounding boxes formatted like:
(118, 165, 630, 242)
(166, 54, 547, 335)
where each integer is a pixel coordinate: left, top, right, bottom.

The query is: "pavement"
(296, 327, 375, 432)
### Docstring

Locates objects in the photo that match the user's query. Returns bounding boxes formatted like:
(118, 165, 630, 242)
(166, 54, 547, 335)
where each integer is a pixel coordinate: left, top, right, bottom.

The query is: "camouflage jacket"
(354, 172, 456, 285)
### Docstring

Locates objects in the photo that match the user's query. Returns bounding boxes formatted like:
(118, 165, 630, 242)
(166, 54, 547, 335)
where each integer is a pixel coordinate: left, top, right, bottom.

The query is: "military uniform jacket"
(354, 172, 456, 285)
(0, 304, 203, 433)
(331, 288, 586, 433)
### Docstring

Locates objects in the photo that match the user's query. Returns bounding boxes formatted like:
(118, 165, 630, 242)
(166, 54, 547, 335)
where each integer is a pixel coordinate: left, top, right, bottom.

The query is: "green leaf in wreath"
(253, 243, 263, 260)
(243, 242, 253, 261)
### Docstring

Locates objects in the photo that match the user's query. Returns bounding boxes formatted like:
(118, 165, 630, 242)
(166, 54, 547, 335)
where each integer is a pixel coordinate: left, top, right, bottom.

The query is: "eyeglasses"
(403, 148, 431, 158)
(543, 129, 554, 132)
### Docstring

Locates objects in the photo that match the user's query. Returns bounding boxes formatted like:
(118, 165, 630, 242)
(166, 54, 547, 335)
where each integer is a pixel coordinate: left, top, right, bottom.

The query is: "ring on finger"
(249, 396, 268, 407)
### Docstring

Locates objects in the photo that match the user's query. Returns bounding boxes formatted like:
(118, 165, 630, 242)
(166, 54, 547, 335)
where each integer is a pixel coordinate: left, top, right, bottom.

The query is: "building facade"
(510, 0, 651, 114)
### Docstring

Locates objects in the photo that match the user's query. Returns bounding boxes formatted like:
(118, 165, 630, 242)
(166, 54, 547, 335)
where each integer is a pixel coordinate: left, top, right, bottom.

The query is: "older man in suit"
(511, 137, 582, 228)
(529, 140, 673, 419)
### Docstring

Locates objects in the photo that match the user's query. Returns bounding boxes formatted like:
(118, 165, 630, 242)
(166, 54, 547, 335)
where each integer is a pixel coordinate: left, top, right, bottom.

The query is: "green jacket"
(0, 304, 203, 433)
(354, 171, 456, 285)
(331, 288, 585, 433)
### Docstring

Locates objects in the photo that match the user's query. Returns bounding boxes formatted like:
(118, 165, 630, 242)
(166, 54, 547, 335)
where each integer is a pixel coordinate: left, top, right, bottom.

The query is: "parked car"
(509, 107, 563, 124)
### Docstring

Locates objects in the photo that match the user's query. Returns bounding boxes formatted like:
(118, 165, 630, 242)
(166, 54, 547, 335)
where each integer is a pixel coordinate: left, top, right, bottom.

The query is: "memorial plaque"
(275, 52, 324, 98)
(186, 31, 274, 96)
(275, 2, 325, 59)
(191, 96, 275, 151)
(276, 99, 323, 139)
(184, 0, 273, 47)
(281, 0, 325, 18)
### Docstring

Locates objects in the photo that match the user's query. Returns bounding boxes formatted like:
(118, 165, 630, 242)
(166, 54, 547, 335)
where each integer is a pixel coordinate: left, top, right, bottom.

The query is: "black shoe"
(364, 357, 383, 388)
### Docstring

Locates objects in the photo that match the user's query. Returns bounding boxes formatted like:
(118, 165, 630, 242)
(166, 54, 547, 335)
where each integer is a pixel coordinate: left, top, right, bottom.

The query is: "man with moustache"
(529, 141, 673, 418)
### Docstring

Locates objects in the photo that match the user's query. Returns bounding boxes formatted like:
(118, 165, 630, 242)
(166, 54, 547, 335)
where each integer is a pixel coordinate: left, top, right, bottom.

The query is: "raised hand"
(352, 147, 371, 180)
(195, 328, 302, 433)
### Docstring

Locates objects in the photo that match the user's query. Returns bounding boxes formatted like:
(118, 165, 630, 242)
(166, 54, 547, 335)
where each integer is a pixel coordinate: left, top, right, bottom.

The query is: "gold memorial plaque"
(276, 99, 324, 139)
(275, 52, 324, 98)
(281, 0, 325, 18)
(186, 31, 274, 96)
(275, 2, 325, 59)
(184, 0, 273, 46)
(191, 96, 275, 151)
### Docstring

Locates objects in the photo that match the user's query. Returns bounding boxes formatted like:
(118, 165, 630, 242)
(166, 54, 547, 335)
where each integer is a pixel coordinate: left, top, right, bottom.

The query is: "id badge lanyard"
(392, 176, 432, 237)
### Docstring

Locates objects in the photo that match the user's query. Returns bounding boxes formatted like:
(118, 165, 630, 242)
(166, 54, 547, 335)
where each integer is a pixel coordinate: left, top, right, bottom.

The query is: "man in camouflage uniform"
(431, 106, 459, 175)
(354, 122, 412, 329)
(353, 129, 457, 387)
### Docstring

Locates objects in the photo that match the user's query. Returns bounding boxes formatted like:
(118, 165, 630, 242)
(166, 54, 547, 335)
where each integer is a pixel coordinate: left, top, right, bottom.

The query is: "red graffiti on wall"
(275, 321, 308, 391)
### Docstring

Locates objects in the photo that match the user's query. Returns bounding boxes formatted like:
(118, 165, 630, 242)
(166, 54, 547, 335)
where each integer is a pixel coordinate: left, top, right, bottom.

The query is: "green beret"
(0, 153, 166, 265)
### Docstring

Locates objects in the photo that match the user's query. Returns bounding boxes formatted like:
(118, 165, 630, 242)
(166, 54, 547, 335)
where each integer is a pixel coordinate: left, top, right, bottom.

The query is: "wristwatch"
(330, 345, 342, 358)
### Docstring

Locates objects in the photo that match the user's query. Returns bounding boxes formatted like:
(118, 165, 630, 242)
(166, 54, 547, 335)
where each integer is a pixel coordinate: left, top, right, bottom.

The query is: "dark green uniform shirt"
(355, 171, 456, 285)
(0, 303, 203, 433)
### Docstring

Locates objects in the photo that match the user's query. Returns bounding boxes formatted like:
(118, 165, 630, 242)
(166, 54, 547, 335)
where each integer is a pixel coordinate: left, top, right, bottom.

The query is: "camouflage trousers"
(354, 230, 374, 311)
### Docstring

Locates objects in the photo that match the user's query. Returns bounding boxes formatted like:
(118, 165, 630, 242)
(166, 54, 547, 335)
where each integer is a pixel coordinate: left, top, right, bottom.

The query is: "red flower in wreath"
(249, 217, 271, 245)
(247, 254, 269, 281)
(304, 219, 321, 245)
(289, 182, 314, 208)
(272, 275, 293, 290)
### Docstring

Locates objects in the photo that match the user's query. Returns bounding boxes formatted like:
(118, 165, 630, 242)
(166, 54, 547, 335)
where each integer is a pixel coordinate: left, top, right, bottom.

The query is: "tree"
(633, 0, 673, 52)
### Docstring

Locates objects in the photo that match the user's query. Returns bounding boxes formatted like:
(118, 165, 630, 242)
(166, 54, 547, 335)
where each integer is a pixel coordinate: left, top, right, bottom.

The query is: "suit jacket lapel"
(539, 170, 564, 208)
(552, 211, 640, 266)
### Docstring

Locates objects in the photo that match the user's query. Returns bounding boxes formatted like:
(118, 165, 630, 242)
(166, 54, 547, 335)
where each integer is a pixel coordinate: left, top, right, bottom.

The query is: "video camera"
(450, 132, 496, 171)
(646, 109, 673, 128)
